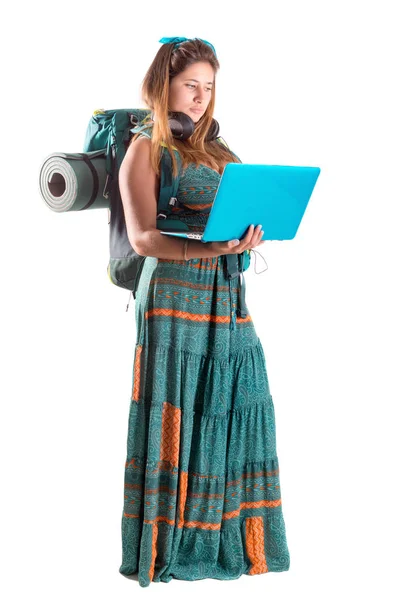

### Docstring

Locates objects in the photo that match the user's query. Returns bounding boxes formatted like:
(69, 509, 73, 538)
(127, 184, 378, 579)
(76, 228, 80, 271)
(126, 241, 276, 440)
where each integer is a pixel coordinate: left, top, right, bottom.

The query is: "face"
(168, 61, 215, 123)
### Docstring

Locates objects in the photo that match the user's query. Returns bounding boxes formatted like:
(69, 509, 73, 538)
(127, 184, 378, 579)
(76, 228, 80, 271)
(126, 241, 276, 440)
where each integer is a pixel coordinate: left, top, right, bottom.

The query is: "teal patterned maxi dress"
(119, 136, 290, 587)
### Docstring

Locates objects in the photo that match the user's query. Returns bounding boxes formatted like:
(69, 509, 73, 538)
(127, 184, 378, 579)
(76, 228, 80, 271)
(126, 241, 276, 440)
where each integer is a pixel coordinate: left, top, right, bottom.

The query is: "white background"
(2, 0, 399, 598)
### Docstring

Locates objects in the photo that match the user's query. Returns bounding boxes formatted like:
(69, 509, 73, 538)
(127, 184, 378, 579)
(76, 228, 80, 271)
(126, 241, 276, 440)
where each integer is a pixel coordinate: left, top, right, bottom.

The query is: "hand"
(209, 224, 265, 256)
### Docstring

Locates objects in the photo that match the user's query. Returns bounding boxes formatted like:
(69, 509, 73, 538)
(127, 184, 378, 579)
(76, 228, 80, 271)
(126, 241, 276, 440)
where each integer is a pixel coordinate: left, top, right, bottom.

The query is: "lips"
(190, 108, 203, 113)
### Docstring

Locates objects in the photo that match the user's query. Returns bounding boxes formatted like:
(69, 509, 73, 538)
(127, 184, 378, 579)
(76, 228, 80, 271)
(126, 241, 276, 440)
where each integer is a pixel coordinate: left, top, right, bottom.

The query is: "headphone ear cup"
(205, 118, 220, 142)
(168, 111, 195, 141)
(168, 112, 220, 142)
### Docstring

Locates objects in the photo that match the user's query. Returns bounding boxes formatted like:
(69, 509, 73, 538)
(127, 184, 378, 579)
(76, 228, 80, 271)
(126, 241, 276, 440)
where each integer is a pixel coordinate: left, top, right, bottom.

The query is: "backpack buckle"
(157, 198, 179, 220)
(103, 173, 112, 199)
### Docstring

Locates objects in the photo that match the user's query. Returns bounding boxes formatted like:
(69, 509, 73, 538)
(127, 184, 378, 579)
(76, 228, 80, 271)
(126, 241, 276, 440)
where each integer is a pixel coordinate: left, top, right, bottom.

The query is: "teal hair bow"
(159, 36, 217, 58)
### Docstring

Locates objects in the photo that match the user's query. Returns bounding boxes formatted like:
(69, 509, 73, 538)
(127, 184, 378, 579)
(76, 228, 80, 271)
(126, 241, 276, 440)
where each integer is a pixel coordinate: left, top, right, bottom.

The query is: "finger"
(242, 224, 256, 247)
(237, 225, 254, 251)
(245, 224, 255, 241)
(249, 224, 262, 248)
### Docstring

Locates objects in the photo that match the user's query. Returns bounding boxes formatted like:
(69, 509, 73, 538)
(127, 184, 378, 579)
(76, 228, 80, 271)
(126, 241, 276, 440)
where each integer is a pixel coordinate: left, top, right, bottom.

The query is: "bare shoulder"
(120, 135, 160, 187)
(121, 135, 152, 170)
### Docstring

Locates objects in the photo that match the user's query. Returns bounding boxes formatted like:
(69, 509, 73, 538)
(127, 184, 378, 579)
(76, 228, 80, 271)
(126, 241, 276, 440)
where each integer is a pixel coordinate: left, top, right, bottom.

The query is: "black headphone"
(167, 111, 220, 142)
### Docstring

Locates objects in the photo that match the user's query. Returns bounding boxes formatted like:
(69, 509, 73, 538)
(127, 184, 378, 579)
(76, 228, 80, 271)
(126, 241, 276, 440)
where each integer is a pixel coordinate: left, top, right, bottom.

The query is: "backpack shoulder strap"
(130, 124, 188, 230)
(157, 148, 189, 230)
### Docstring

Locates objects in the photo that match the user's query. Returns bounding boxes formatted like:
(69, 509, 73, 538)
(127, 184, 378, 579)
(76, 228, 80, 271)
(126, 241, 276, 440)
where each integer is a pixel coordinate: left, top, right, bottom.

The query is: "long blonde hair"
(130, 38, 241, 178)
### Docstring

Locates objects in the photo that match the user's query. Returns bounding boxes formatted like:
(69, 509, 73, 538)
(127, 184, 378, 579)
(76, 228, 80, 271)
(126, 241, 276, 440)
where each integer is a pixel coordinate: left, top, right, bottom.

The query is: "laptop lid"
(201, 163, 321, 242)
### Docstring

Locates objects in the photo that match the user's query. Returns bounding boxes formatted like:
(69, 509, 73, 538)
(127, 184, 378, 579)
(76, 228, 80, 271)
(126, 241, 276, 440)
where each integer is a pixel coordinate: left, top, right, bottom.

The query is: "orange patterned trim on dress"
(181, 201, 213, 209)
(222, 499, 282, 521)
(132, 345, 143, 402)
(160, 402, 181, 467)
(145, 308, 252, 324)
(123, 497, 282, 530)
(246, 516, 269, 574)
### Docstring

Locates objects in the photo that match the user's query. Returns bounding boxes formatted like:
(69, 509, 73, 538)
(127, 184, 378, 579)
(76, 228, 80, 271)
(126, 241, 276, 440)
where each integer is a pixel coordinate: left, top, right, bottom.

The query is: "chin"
(188, 110, 203, 123)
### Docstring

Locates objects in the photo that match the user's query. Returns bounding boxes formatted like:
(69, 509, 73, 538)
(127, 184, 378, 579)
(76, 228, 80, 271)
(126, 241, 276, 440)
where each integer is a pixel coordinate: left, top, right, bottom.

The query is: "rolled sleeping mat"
(39, 149, 110, 212)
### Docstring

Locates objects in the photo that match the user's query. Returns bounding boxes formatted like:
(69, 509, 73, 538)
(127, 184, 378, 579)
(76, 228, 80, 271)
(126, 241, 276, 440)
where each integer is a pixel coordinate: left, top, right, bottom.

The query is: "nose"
(194, 88, 206, 103)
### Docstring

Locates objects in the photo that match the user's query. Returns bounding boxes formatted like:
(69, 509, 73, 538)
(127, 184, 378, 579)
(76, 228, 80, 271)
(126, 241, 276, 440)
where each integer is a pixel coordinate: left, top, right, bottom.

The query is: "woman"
(118, 36, 290, 587)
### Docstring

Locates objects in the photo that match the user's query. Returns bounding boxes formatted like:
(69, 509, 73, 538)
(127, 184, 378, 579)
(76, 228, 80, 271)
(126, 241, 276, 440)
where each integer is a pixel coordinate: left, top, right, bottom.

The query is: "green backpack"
(83, 108, 251, 313)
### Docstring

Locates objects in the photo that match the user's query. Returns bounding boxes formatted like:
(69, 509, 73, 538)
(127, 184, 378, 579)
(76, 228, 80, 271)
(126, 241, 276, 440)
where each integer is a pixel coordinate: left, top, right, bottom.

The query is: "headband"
(159, 36, 217, 58)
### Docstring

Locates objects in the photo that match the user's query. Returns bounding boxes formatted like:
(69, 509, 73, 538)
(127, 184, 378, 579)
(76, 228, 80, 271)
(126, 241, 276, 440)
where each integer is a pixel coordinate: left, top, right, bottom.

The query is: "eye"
(186, 84, 212, 92)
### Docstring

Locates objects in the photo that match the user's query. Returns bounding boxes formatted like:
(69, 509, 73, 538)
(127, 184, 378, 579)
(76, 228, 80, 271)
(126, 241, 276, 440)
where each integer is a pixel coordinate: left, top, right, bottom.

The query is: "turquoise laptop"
(159, 162, 321, 242)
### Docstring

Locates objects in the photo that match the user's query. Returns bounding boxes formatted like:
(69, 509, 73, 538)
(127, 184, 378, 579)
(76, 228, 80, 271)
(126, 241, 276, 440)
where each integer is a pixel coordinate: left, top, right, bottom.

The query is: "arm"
(118, 136, 220, 260)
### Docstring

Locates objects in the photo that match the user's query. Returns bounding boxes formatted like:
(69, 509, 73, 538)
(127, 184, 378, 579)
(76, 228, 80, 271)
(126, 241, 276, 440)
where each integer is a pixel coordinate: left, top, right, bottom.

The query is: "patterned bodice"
(168, 163, 222, 232)
(135, 127, 232, 232)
